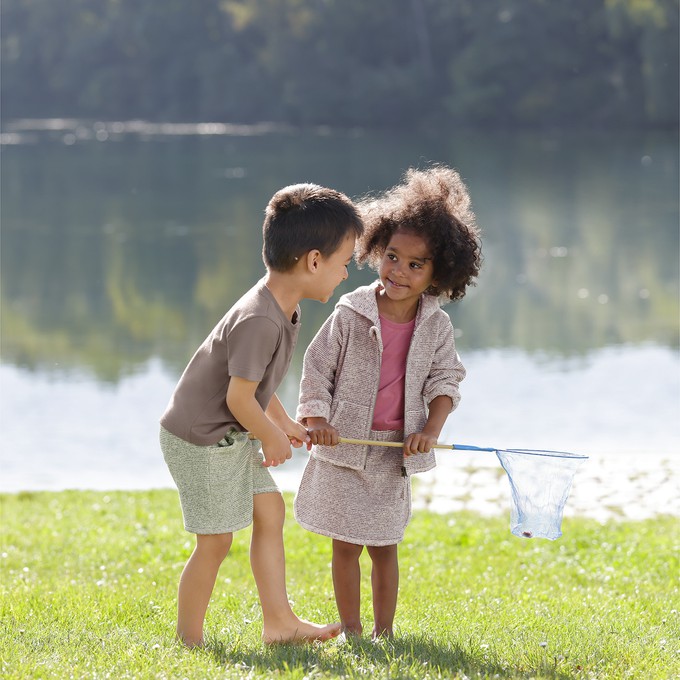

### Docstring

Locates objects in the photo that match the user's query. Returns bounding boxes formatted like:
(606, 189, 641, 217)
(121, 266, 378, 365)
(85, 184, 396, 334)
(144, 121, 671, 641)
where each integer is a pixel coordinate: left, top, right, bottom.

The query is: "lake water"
(1, 121, 678, 498)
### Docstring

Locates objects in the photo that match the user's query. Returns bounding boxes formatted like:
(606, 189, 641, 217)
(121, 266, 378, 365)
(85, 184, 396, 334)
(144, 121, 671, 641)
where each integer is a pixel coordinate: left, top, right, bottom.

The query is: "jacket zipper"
(363, 324, 382, 469)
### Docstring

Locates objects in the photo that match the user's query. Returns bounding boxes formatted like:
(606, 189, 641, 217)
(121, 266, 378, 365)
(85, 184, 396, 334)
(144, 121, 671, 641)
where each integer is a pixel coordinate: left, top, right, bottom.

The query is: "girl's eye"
(410, 262, 422, 269)
(387, 253, 397, 261)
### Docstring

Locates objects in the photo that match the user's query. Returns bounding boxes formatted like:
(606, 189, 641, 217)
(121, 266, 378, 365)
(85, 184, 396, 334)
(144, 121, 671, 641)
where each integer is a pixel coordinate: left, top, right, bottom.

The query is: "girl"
(294, 165, 482, 638)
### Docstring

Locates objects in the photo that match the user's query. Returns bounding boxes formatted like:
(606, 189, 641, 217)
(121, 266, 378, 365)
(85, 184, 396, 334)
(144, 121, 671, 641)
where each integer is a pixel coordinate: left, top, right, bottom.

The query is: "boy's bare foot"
(176, 633, 204, 649)
(262, 618, 341, 645)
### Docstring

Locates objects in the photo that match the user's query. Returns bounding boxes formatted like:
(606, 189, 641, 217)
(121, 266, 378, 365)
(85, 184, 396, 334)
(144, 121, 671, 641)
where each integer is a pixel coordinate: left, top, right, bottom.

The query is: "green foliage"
(1, 0, 677, 128)
(1, 490, 679, 678)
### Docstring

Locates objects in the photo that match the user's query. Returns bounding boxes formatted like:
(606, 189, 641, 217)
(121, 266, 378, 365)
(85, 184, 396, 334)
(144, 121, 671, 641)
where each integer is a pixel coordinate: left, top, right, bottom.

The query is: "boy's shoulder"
(216, 279, 288, 333)
(228, 279, 268, 316)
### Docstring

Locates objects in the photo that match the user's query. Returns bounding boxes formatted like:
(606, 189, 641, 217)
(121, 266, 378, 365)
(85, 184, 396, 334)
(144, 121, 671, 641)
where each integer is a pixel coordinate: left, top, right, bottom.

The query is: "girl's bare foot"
(372, 628, 394, 641)
(262, 618, 341, 645)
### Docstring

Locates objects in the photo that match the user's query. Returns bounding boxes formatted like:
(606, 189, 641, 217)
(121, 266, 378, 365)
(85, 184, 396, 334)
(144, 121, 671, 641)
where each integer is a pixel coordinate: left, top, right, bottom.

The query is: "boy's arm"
(265, 394, 309, 447)
(226, 377, 292, 467)
(403, 395, 453, 456)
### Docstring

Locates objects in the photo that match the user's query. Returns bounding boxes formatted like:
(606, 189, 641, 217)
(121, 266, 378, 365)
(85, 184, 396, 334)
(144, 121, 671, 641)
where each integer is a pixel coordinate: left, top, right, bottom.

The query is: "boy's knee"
(253, 492, 285, 530)
(196, 533, 233, 562)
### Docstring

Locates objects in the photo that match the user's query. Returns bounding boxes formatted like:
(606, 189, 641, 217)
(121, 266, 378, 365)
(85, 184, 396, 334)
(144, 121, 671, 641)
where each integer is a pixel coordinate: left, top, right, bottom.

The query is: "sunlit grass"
(1, 490, 678, 679)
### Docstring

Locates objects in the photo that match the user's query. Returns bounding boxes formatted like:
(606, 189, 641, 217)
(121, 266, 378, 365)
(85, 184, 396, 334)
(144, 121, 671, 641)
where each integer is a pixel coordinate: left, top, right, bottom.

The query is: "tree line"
(2, 0, 678, 129)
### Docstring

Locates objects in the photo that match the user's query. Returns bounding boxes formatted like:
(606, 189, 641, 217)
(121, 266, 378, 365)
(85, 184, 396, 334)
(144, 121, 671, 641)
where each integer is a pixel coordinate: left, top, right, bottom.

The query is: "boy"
(160, 183, 363, 646)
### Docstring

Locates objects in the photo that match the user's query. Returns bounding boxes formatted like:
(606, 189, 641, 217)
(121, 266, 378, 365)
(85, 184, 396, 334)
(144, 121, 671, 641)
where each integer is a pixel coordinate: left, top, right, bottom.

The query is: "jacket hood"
(337, 280, 443, 325)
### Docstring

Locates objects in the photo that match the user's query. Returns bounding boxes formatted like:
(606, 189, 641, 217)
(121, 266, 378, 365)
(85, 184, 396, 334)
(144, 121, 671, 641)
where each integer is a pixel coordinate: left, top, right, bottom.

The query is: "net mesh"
(496, 449, 587, 540)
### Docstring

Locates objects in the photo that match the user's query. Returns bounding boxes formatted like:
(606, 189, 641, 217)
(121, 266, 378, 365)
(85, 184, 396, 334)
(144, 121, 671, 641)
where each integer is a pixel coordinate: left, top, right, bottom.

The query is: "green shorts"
(160, 426, 280, 535)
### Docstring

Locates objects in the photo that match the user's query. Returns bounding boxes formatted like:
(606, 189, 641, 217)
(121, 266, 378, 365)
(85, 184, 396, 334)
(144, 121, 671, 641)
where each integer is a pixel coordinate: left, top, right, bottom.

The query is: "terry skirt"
(294, 429, 411, 546)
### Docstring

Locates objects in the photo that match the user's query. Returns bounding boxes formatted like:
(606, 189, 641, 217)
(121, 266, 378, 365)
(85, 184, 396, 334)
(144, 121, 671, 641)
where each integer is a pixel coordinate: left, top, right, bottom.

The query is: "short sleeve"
(227, 316, 280, 382)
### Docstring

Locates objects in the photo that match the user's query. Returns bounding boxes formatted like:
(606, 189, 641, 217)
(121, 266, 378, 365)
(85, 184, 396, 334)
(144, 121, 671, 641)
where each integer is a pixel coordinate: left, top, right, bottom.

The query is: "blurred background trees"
(2, 0, 678, 128)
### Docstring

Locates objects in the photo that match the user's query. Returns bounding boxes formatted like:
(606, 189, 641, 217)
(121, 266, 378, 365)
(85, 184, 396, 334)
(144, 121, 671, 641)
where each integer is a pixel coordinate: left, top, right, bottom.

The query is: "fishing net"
(496, 448, 587, 540)
(330, 438, 589, 540)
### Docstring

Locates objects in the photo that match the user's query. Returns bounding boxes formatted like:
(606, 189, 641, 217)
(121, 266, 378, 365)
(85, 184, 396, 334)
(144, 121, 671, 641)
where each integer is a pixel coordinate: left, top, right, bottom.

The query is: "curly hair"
(356, 165, 482, 302)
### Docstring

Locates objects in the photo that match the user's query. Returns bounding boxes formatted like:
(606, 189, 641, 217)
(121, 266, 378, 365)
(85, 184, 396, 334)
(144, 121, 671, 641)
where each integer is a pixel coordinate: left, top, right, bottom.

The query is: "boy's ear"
(305, 249, 321, 273)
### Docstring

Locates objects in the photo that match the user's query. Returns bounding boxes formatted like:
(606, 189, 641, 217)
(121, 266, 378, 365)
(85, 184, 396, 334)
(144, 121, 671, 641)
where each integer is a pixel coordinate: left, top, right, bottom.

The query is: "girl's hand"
(306, 417, 339, 446)
(403, 431, 438, 456)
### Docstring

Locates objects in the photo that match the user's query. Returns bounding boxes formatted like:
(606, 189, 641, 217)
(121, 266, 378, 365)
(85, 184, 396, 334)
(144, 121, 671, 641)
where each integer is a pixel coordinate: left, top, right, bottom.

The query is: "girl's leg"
(366, 543, 399, 638)
(177, 532, 233, 647)
(251, 492, 340, 643)
(332, 539, 365, 636)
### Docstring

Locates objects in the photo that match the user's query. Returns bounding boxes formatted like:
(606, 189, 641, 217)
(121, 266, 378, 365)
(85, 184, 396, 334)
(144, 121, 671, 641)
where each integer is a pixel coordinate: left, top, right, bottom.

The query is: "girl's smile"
(377, 230, 436, 320)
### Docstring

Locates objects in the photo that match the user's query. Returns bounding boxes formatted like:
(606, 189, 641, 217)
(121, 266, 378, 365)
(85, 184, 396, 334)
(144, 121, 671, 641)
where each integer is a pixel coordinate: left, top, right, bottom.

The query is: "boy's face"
(312, 233, 356, 303)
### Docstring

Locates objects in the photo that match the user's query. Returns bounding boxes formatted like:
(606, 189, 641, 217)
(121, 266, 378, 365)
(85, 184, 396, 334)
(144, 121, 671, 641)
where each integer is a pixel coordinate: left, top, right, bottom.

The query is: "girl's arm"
(305, 416, 339, 446)
(297, 311, 344, 425)
(422, 317, 466, 410)
(406, 315, 464, 455)
(403, 395, 453, 455)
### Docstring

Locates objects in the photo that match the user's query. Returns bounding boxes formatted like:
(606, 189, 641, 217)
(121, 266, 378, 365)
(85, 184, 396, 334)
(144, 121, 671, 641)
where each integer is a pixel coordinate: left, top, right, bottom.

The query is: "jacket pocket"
(330, 400, 372, 439)
(405, 409, 427, 435)
(313, 400, 372, 469)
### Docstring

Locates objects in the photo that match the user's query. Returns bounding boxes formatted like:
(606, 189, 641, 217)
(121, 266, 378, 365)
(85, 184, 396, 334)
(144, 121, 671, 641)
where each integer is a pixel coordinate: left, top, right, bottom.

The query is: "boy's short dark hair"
(263, 184, 363, 272)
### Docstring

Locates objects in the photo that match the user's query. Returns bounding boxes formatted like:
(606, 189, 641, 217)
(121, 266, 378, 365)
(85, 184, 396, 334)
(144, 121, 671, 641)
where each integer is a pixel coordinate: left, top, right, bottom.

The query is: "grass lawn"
(1, 489, 678, 679)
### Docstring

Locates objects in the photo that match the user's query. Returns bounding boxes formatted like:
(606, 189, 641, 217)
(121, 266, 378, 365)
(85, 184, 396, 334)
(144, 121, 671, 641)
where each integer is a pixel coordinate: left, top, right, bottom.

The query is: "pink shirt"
(371, 315, 416, 430)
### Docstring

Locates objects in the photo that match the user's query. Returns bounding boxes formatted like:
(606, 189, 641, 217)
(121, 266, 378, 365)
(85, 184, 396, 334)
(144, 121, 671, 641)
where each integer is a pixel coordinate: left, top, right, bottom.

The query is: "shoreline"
(412, 450, 680, 522)
(2, 451, 678, 523)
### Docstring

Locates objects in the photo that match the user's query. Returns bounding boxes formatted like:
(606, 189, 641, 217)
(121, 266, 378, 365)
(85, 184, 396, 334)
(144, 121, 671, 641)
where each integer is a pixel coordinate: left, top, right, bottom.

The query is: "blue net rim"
(499, 448, 588, 460)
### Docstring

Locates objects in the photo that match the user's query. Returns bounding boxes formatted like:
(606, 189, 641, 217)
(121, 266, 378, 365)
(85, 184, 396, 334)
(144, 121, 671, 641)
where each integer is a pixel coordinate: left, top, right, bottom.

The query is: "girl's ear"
(306, 249, 321, 273)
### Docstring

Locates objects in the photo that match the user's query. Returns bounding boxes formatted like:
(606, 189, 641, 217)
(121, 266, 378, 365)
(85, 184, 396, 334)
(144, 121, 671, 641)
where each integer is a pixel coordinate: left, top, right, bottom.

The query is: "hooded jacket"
(297, 281, 466, 475)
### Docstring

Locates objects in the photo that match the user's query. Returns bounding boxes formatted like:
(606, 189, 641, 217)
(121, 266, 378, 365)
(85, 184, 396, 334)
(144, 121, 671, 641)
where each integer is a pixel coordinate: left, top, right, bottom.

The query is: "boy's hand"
(306, 417, 339, 446)
(261, 429, 294, 467)
(403, 431, 438, 456)
(285, 420, 311, 450)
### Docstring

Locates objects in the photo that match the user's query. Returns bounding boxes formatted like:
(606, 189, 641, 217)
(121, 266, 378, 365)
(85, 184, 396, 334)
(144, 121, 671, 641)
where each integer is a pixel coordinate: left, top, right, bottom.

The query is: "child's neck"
(264, 271, 302, 321)
(376, 290, 419, 323)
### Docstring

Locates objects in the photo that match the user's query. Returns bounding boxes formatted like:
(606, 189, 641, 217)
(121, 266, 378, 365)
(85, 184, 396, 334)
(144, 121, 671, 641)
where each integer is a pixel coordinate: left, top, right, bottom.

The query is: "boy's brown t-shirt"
(160, 279, 301, 446)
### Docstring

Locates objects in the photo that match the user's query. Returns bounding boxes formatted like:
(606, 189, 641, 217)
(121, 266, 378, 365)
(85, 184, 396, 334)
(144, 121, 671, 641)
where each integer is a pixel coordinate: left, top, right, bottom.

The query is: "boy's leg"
(176, 533, 233, 647)
(366, 543, 399, 638)
(332, 539, 364, 636)
(251, 491, 340, 643)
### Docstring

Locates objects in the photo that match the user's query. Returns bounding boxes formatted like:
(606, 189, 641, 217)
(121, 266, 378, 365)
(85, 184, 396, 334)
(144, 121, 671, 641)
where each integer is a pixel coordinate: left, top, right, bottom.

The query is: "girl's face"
(378, 230, 436, 307)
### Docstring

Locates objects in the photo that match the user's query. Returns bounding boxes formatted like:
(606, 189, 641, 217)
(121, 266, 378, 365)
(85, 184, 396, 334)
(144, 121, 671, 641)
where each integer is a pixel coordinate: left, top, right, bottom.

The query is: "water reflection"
(2, 126, 678, 382)
(0, 124, 678, 491)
